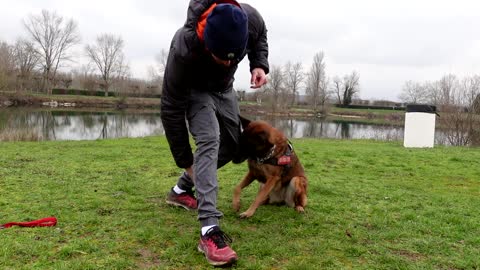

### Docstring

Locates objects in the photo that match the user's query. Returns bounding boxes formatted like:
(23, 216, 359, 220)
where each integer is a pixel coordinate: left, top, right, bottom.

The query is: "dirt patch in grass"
(392, 249, 426, 261)
(136, 249, 162, 269)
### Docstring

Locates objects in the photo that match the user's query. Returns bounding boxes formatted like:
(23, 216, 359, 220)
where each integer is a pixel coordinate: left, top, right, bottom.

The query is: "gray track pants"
(176, 88, 241, 227)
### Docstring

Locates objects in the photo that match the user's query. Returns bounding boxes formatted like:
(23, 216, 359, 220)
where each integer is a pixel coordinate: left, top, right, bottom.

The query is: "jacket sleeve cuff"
(175, 154, 194, 169)
(250, 63, 269, 75)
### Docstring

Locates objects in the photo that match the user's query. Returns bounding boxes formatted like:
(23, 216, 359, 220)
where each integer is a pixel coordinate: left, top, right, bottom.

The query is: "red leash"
(0, 217, 57, 229)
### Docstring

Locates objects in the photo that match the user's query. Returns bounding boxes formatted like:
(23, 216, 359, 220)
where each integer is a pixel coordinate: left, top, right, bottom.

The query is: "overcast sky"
(1, 0, 479, 101)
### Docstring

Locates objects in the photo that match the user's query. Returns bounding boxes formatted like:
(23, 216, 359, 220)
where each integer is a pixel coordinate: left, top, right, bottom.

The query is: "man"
(161, 0, 269, 266)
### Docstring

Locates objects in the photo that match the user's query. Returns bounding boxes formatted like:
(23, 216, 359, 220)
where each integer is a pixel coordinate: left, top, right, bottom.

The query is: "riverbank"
(1, 137, 479, 269)
(0, 91, 160, 109)
(1, 91, 407, 126)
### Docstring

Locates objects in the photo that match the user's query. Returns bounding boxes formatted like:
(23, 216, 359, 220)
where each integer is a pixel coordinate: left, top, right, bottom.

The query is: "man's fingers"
(250, 77, 261, 88)
(250, 68, 267, 89)
(250, 72, 256, 85)
(250, 76, 266, 89)
(259, 76, 267, 86)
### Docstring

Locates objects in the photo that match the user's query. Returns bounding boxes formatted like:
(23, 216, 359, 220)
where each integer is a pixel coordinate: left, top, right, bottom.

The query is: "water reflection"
(249, 116, 405, 141)
(0, 108, 476, 146)
(0, 109, 164, 140)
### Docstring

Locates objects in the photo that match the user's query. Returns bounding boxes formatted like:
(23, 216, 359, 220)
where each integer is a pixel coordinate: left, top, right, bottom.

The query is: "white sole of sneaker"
(197, 245, 237, 266)
(165, 200, 195, 211)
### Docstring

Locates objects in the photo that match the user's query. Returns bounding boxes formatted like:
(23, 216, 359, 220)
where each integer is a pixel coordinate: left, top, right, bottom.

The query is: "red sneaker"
(198, 226, 238, 266)
(165, 188, 197, 210)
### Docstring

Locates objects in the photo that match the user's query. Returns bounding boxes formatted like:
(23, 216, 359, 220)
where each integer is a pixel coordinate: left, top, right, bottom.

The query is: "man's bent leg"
(166, 171, 197, 210)
(216, 88, 242, 168)
(188, 90, 238, 266)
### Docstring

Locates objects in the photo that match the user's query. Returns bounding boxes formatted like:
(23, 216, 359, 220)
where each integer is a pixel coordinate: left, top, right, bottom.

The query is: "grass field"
(1, 137, 480, 269)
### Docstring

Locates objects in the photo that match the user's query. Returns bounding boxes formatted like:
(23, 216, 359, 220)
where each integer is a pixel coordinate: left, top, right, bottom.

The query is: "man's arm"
(160, 31, 194, 169)
(242, 4, 269, 76)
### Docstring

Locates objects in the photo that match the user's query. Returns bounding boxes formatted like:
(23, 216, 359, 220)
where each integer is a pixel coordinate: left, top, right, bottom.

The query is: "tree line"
(0, 9, 363, 106)
(398, 74, 480, 113)
(398, 74, 480, 146)
(0, 10, 165, 97)
(250, 52, 360, 114)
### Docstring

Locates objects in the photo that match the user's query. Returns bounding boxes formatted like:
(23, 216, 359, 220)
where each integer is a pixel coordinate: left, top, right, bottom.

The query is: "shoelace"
(184, 189, 196, 198)
(207, 229, 233, 249)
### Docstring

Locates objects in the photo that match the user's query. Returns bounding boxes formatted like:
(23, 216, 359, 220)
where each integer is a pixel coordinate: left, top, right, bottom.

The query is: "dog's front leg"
(233, 171, 255, 212)
(239, 176, 279, 218)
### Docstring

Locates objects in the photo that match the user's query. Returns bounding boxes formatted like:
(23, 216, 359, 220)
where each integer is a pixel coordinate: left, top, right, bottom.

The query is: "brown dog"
(232, 117, 308, 218)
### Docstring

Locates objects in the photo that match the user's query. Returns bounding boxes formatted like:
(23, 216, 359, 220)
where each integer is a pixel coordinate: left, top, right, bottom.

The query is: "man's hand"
(250, 68, 267, 89)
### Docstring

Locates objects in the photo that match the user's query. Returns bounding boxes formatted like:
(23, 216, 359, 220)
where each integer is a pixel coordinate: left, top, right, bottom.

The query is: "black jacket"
(161, 0, 269, 168)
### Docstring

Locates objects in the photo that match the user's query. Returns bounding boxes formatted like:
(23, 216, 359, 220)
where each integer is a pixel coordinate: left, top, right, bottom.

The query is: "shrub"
(52, 88, 115, 97)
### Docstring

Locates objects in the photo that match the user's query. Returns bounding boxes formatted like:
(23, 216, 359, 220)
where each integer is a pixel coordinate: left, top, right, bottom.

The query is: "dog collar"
(256, 144, 276, 164)
(256, 143, 293, 166)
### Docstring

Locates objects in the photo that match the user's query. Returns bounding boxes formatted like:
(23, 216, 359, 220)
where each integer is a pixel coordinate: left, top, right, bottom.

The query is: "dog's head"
(233, 116, 288, 163)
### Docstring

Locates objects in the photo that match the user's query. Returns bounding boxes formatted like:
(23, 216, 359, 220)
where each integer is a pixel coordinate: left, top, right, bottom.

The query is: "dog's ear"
(239, 115, 251, 129)
(252, 130, 272, 153)
(257, 130, 269, 145)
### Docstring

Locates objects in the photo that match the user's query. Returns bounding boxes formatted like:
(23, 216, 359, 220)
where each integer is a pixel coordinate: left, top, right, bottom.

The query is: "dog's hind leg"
(233, 171, 255, 212)
(284, 180, 296, 208)
(290, 176, 308, 213)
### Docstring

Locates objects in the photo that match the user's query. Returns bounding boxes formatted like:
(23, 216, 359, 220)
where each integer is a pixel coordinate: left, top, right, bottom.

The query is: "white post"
(403, 105, 437, 148)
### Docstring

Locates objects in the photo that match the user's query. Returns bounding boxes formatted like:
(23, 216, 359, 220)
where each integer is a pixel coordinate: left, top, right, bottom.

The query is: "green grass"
(1, 137, 480, 269)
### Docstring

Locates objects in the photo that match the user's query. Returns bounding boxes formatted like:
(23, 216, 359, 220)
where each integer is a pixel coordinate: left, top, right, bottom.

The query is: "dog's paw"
(232, 201, 241, 212)
(295, 206, 305, 213)
(239, 210, 254, 219)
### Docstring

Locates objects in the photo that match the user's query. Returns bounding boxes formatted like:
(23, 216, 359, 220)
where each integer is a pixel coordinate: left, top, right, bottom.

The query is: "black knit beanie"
(204, 3, 248, 61)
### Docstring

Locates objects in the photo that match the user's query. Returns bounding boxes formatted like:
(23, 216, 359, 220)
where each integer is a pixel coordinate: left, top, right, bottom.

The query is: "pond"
(0, 108, 458, 146)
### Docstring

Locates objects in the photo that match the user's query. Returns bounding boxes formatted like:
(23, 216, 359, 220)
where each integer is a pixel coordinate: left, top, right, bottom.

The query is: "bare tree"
(320, 76, 331, 109)
(284, 61, 303, 106)
(468, 76, 480, 115)
(437, 74, 459, 107)
(460, 75, 480, 112)
(0, 41, 16, 71)
(23, 10, 80, 94)
(155, 49, 168, 75)
(435, 75, 479, 146)
(86, 34, 126, 96)
(342, 71, 360, 106)
(398, 80, 428, 104)
(264, 64, 284, 112)
(306, 52, 328, 112)
(0, 41, 16, 90)
(14, 39, 40, 91)
(147, 48, 168, 94)
(425, 74, 460, 109)
(332, 76, 342, 104)
(57, 72, 73, 88)
(71, 63, 96, 91)
(424, 80, 442, 106)
(474, 94, 480, 115)
(112, 55, 131, 96)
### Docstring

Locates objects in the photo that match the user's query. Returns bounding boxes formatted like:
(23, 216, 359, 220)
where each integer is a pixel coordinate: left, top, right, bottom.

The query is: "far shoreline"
(0, 91, 406, 126)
